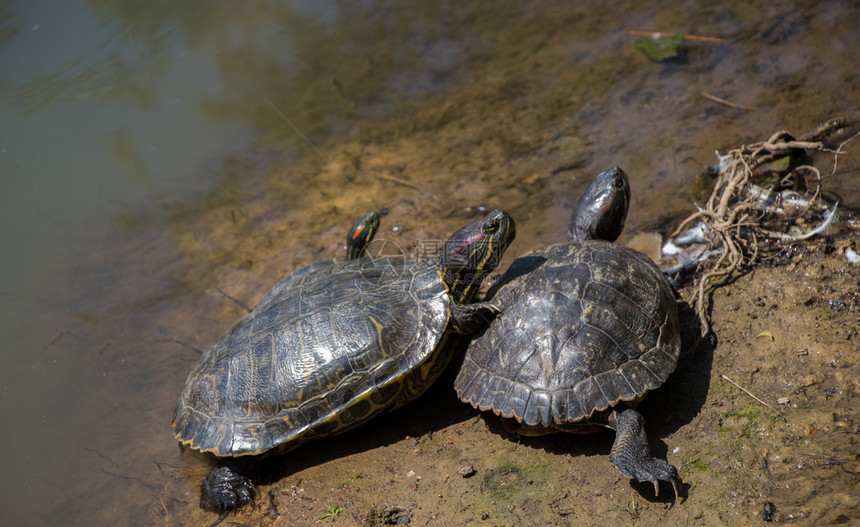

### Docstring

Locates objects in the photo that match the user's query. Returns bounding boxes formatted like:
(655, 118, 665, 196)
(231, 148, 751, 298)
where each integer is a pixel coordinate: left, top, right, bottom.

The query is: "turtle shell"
(455, 240, 680, 428)
(173, 256, 452, 457)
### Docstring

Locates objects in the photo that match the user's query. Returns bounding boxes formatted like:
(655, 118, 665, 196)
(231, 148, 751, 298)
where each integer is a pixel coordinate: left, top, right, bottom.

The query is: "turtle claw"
(670, 477, 682, 504)
(653, 462, 682, 501)
(608, 407, 683, 502)
(201, 464, 258, 512)
(651, 472, 681, 502)
(651, 471, 683, 507)
(629, 459, 681, 502)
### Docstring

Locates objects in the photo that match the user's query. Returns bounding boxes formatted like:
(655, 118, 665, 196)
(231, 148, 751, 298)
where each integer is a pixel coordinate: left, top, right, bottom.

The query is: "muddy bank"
(155, 227, 858, 526)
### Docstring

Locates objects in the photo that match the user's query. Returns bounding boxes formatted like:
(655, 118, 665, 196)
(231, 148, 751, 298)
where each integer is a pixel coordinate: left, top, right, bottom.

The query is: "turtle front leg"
(607, 405, 682, 500)
(200, 459, 258, 512)
(450, 301, 500, 334)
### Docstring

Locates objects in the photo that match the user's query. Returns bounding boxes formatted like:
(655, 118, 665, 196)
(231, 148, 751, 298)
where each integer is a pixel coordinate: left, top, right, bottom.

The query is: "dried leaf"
(756, 330, 774, 341)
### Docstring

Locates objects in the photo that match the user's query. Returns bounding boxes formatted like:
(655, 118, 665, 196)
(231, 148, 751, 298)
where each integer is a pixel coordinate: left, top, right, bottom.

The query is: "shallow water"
(1, 1, 859, 525)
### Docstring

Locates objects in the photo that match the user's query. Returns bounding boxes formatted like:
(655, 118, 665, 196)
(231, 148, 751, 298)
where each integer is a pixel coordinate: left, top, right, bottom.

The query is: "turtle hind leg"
(607, 405, 682, 501)
(450, 301, 500, 334)
(200, 460, 258, 512)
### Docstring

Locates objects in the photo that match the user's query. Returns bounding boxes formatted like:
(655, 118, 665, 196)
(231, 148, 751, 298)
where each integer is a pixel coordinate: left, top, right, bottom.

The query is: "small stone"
(834, 418, 853, 429)
(799, 374, 825, 387)
(626, 231, 663, 263)
(521, 174, 540, 186)
(458, 465, 477, 478)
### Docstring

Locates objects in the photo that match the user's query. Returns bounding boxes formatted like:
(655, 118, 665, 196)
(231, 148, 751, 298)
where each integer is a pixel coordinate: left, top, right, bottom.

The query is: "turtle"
(257, 210, 380, 305)
(454, 166, 682, 498)
(173, 209, 516, 511)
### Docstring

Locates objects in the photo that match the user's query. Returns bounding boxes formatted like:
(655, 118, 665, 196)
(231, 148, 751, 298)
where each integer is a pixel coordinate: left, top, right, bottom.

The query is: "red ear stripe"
(352, 226, 365, 240)
(599, 187, 616, 217)
(450, 232, 484, 259)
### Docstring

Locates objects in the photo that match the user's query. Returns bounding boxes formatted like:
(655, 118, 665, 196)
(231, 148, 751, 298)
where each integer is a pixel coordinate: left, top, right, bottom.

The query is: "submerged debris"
(632, 32, 685, 61)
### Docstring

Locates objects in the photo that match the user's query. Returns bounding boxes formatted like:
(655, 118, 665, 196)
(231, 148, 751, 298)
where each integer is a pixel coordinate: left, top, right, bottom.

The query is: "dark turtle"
(454, 167, 682, 498)
(174, 210, 516, 511)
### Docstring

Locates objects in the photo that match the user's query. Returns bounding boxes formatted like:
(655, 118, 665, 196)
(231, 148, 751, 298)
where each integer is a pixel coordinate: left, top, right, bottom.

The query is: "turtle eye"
(614, 177, 625, 189)
(483, 219, 500, 233)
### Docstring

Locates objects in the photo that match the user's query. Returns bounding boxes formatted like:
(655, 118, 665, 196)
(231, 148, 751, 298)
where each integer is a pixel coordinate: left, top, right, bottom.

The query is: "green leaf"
(633, 32, 685, 62)
(315, 504, 343, 522)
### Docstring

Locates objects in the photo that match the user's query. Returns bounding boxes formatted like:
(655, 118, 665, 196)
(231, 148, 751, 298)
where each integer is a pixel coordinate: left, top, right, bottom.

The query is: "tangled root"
(672, 112, 860, 335)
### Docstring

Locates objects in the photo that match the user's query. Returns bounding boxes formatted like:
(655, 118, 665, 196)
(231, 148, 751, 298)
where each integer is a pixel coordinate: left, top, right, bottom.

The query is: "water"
(1, 1, 859, 525)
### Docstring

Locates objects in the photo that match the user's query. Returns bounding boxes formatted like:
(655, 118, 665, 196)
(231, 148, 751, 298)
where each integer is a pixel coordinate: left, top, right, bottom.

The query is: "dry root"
(672, 112, 860, 335)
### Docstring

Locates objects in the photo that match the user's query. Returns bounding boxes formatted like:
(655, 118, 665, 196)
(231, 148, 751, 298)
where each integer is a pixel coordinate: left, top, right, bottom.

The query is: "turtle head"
(346, 211, 380, 259)
(567, 166, 630, 242)
(440, 209, 516, 303)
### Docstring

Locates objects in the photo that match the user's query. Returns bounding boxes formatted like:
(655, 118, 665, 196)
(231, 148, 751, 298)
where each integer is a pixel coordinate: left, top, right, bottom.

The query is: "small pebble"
(458, 465, 477, 478)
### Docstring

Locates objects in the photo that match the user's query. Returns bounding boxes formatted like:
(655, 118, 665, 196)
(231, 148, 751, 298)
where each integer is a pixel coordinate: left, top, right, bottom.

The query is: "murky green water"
(1, 1, 859, 525)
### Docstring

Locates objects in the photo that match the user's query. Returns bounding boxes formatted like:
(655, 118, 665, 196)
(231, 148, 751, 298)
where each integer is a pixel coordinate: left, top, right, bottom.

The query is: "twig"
(95, 341, 112, 355)
(374, 172, 441, 202)
(265, 98, 331, 163)
(721, 374, 787, 422)
(702, 92, 756, 111)
(156, 338, 203, 355)
(215, 286, 252, 313)
(101, 469, 160, 490)
(41, 329, 67, 352)
(84, 446, 115, 463)
(627, 30, 726, 43)
(160, 480, 171, 523)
